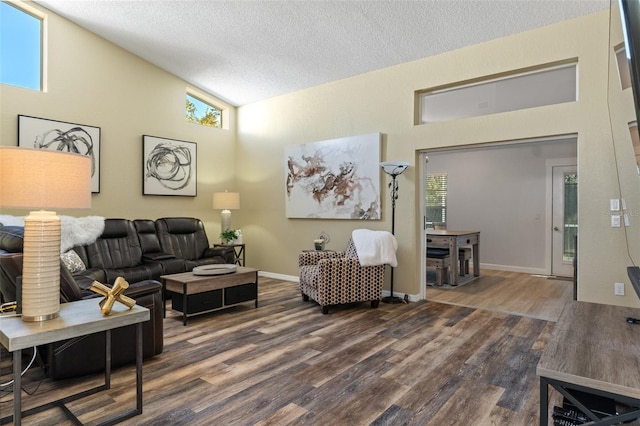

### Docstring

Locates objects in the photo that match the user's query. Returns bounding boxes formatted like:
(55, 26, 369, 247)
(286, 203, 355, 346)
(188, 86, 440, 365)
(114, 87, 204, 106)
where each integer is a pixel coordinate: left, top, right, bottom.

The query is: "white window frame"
(186, 89, 224, 129)
(417, 62, 578, 124)
(1, 1, 47, 91)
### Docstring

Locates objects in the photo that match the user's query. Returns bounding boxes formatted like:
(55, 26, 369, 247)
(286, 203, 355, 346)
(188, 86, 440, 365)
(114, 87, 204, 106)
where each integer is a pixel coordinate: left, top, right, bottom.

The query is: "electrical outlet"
(615, 282, 625, 296)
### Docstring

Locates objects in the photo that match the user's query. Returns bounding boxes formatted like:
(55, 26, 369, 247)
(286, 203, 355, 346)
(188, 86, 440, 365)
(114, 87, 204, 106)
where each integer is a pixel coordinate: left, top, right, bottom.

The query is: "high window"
(417, 62, 577, 124)
(186, 93, 222, 128)
(1, 1, 43, 91)
(426, 173, 447, 228)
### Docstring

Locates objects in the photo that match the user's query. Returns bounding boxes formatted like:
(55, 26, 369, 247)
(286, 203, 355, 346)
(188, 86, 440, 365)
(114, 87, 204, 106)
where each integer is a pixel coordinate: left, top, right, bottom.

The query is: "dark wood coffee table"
(161, 266, 258, 325)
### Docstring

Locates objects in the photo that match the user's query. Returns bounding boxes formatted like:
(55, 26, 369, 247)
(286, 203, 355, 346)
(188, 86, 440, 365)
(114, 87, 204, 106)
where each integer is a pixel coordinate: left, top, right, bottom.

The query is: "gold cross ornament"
(90, 277, 136, 315)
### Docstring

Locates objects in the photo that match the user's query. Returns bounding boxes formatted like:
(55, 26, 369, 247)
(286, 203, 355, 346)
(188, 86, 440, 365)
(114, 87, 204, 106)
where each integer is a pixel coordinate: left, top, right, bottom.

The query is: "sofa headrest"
(133, 219, 156, 234)
(0, 226, 24, 253)
(101, 219, 131, 239)
(159, 218, 199, 234)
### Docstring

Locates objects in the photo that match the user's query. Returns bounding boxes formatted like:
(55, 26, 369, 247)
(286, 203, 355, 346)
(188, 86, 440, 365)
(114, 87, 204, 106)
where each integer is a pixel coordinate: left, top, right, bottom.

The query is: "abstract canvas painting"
(285, 133, 381, 219)
(18, 115, 101, 193)
(143, 135, 197, 196)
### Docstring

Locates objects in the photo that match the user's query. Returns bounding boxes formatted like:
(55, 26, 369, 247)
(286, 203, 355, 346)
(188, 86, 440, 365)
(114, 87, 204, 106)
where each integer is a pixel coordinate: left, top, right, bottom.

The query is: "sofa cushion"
(134, 219, 164, 254)
(61, 250, 86, 273)
(59, 259, 88, 302)
(105, 263, 163, 284)
(156, 217, 210, 261)
(70, 268, 107, 293)
(0, 254, 22, 302)
(0, 226, 24, 253)
(86, 219, 144, 269)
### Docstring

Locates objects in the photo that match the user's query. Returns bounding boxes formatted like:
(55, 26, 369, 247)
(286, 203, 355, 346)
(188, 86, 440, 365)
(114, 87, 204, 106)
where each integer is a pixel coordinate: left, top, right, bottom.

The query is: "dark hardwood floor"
(1, 276, 558, 425)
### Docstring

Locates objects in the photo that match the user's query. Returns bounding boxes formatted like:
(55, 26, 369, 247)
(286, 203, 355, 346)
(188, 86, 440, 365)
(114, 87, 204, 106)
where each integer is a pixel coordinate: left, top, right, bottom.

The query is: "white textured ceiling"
(36, 0, 610, 106)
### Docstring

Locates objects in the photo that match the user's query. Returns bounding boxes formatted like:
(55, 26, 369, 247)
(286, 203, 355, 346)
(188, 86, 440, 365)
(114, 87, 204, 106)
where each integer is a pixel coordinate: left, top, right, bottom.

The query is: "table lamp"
(213, 191, 240, 233)
(0, 147, 92, 321)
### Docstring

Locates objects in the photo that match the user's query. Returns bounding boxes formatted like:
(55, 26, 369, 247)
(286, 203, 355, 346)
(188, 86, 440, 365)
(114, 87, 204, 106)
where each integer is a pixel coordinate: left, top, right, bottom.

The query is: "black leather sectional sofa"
(0, 217, 234, 379)
(67, 217, 234, 289)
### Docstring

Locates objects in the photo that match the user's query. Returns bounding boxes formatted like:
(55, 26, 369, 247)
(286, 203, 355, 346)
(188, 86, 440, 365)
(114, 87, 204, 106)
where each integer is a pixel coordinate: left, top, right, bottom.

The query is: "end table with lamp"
(214, 243, 245, 266)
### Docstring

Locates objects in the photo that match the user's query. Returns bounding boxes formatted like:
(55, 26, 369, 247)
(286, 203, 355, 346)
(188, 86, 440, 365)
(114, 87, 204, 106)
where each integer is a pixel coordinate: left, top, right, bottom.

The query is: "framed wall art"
(18, 114, 101, 193)
(285, 132, 381, 219)
(143, 135, 197, 196)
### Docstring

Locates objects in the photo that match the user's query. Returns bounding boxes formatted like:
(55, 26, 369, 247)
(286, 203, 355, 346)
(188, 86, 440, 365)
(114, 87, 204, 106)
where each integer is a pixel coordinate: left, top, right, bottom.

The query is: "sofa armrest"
(298, 250, 344, 267)
(123, 279, 162, 299)
(202, 246, 235, 263)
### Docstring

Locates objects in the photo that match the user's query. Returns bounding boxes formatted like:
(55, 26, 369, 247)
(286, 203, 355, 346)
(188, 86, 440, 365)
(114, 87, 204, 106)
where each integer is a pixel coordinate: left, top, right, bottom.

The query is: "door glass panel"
(563, 173, 578, 262)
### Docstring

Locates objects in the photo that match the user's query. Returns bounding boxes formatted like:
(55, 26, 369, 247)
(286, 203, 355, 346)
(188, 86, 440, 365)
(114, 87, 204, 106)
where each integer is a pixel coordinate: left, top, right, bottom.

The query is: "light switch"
(611, 198, 620, 211)
(612, 215, 621, 227)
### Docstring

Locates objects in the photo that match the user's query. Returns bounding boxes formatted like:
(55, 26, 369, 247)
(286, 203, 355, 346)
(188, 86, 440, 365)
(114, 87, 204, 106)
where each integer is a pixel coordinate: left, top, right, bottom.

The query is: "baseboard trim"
(479, 263, 548, 275)
(381, 290, 421, 303)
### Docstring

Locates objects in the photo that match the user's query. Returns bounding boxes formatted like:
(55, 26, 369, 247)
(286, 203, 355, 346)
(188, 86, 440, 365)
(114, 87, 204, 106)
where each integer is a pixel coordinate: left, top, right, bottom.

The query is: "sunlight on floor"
(426, 269, 573, 322)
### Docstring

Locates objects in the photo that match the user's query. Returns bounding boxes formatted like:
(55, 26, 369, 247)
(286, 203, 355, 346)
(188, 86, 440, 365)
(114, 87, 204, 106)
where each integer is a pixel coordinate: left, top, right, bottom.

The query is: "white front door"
(551, 165, 577, 277)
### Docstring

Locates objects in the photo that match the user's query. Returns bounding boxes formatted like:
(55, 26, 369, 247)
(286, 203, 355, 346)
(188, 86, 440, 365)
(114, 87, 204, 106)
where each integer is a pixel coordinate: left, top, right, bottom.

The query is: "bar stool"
(459, 247, 472, 276)
(427, 248, 451, 286)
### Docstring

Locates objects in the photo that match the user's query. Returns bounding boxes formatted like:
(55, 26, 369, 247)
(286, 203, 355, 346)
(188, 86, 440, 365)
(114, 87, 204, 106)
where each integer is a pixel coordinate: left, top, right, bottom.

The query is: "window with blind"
(426, 173, 447, 228)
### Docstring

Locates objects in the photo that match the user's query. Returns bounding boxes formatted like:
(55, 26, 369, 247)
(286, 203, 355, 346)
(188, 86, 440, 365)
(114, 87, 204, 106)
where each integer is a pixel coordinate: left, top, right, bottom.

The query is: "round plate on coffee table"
(192, 264, 237, 276)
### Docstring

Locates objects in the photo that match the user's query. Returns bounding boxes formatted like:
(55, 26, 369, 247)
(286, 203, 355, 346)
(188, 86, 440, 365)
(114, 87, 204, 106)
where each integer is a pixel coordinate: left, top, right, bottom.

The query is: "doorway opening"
(419, 136, 577, 303)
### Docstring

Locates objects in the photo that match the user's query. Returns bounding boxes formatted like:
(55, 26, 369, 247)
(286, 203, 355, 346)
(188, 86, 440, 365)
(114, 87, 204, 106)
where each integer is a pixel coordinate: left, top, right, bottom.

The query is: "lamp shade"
(0, 147, 92, 209)
(380, 161, 409, 177)
(213, 191, 240, 210)
(0, 147, 92, 321)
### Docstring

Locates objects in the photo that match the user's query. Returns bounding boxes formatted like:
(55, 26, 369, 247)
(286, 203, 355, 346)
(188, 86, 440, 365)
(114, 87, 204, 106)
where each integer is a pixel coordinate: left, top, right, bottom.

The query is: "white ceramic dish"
(192, 264, 237, 276)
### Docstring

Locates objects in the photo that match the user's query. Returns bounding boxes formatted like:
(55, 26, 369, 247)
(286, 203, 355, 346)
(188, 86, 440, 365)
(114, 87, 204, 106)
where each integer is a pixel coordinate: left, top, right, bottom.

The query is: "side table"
(214, 243, 245, 266)
(0, 299, 149, 426)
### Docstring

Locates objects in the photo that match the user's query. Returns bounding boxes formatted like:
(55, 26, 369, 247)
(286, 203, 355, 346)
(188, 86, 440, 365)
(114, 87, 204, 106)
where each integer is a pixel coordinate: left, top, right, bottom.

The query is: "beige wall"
(3, 4, 640, 307)
(0, 2, 238, 239)
(238, 10, 640, 307)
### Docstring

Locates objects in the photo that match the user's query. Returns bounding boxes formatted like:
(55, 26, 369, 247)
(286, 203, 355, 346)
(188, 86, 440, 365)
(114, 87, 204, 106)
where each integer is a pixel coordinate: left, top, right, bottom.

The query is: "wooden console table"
(537, 301, 640, 425)
(0, 299, 149, 426)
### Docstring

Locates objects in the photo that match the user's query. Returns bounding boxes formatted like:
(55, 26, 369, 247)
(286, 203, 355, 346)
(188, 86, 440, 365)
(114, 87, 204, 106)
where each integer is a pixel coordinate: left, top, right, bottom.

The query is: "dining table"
(426, 230, 480, 286)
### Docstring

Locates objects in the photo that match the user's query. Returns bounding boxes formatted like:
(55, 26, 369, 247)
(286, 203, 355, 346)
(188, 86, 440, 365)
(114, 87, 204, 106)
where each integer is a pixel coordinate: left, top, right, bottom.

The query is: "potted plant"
(220, 229, 239, 244)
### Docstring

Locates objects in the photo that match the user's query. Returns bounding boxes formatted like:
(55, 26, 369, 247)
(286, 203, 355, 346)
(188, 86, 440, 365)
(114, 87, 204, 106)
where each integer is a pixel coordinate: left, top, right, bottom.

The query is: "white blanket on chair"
(0, 214, 105, 253)
(351, 229, 398, 267)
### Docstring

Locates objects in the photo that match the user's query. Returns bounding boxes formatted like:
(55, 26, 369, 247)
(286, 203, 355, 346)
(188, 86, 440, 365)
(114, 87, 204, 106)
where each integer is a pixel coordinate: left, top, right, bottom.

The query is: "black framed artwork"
(18, 114, 101, 193)
(143, 135, 197, 196)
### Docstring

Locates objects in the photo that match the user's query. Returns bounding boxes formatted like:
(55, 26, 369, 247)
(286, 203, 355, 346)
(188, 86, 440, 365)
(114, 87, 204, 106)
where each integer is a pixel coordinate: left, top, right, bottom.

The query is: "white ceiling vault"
(36, 0, 610, 107)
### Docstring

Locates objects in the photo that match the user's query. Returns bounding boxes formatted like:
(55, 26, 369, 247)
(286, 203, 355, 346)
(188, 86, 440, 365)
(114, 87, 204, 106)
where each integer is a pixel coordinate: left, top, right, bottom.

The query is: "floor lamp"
(0, 147, 92, 321)
(380, 161, 409, 304)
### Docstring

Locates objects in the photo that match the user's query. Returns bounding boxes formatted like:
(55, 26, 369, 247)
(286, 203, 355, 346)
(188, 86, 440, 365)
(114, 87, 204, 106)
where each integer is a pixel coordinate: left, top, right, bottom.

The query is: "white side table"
(0, 299, 149, 426)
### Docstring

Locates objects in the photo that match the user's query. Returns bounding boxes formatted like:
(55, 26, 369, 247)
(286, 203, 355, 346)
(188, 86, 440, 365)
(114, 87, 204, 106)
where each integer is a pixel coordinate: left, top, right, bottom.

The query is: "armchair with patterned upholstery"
(298, 238, 385, 314)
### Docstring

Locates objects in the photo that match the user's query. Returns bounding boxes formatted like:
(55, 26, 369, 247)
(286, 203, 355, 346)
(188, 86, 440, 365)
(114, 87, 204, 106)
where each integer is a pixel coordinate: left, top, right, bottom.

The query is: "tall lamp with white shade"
(0, 147, 92, 322)
(380, 161, 409, 304)
(213, 191, 240, 233)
